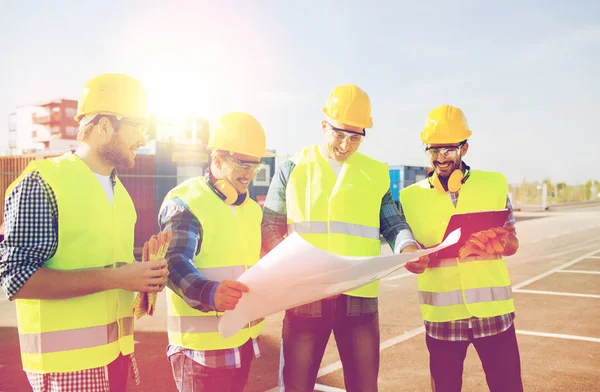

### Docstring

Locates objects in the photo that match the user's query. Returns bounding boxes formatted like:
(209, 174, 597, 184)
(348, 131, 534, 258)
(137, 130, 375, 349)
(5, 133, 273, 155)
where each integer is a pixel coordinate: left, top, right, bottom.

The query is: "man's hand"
(214, 280, 249, 312)
(458, 226, 515, 260)
(402, 245, 430, 274)
(112, 259, 169, 293)
(405, 255, 430, 274)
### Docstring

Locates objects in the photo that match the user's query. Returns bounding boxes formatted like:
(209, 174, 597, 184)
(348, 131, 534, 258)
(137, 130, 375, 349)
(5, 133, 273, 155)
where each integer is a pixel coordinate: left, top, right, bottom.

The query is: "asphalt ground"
(1, 204, 599, 391)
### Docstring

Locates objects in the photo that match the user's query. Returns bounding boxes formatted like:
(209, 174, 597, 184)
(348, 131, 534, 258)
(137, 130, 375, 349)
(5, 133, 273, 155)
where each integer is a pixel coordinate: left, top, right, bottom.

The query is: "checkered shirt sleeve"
(0, 171, 58, 299)
(158, 198, 219, 312)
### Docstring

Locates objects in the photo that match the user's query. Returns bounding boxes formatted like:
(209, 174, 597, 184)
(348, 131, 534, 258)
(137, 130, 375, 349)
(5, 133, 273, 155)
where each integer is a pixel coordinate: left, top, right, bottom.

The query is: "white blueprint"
(218, 229, 460, 338)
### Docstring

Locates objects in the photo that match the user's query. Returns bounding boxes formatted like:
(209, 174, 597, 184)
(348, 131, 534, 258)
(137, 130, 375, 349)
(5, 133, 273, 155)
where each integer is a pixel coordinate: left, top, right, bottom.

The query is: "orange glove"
(133, 230, 172, 319)
(406, 255, 430, 274)
(458, 226, 514, 260)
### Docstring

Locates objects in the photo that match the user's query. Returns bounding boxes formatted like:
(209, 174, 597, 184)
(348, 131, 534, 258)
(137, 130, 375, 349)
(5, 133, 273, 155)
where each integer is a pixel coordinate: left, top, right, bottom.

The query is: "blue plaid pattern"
(167, 339, 260, 369)
(158, 198, 219, 312)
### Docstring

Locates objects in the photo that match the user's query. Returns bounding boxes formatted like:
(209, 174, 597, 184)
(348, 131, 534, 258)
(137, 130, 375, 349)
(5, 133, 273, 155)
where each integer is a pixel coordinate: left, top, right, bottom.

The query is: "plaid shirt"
(423, 185, 517, 341)
(158, 173, 260, 368)
(0, 170, 140, 390)
(261, 153, 418, 317)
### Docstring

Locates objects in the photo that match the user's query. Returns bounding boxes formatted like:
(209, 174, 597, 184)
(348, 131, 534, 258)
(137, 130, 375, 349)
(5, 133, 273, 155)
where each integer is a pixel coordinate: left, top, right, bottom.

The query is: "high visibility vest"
(8, 153, 137, 373)
(164, 177, 264, 351)
(286, 145, 390, 298)
(400, 171, 514, 322)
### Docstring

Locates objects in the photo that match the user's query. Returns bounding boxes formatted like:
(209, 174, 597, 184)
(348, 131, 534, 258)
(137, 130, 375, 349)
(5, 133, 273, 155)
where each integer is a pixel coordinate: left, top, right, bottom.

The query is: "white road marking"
(380, 326, 425, 350)
(514, 289, 600, 299)
(537, 237, 600, 260)
(557, 270, 600, 275)
(317, 326, 424, 378)
(524, 224, 600, 245)
(517, 330, 600, 343)
(268, 383, 346, 392)
(513, 247, 600, 290)
(314, 384, 347, 392)
(587, 256, 600, 259)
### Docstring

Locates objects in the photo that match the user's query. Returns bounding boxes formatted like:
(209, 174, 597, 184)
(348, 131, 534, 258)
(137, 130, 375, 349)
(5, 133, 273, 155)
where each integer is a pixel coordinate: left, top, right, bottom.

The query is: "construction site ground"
(1, 203, 599, 391)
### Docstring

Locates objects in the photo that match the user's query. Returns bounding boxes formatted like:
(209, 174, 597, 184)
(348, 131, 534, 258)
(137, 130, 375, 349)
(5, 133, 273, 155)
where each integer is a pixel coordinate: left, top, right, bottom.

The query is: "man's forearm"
(262, 226, 286, 254)
(11, 267, 116, 300)
(167, 274, 219, 312)
(12, 260, 168, 301)
(261, 207, 288, 254)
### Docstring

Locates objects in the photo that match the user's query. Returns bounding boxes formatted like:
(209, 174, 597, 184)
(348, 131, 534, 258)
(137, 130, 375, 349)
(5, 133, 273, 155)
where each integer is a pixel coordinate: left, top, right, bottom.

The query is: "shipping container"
(388, 165, 429, 205)
(118, 155, 158, 249)
(248, 156, 276, 203)
(0, 152, 62, 223)
(1, 152, 163, 251)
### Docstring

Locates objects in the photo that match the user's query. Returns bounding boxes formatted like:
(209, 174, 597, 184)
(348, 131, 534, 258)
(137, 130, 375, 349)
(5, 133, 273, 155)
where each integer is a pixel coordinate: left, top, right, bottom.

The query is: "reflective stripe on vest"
(168, 316, 264, 333)
(419, 286, 512, 306)
(429, 255, 502, 269)
(19, 317, 133, 354)
(288, 221, 380, 240)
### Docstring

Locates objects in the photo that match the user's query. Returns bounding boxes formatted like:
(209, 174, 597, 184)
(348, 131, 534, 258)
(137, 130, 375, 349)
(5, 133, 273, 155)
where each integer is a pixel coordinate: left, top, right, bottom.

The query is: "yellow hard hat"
(207, 112, 274, 158)
(421, 104, 472, 144)
(322, 84, 373, 129)
(74, 74, 149, 123)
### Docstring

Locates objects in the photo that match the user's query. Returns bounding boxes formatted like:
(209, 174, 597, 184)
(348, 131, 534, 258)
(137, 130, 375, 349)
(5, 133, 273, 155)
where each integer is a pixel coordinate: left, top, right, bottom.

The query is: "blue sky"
(1, 0, 599, 184)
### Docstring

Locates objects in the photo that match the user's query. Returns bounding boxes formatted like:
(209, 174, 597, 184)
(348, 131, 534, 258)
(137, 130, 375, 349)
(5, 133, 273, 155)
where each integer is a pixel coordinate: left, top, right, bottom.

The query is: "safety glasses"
(222, 155, 265, 174)
(89, 114, 149, 138)
(327, 123, 365, 144)
(425, 143, 464, 158)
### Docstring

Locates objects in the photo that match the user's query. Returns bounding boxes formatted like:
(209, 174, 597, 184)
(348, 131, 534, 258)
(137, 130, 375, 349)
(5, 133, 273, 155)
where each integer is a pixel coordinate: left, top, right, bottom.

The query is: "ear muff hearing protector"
(428, 163, 471, 193)
(212, 179, 249, 206)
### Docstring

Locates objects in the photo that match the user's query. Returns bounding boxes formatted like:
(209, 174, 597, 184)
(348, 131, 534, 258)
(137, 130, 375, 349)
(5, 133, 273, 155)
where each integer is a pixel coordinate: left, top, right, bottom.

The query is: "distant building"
(7, 99, 80, 155)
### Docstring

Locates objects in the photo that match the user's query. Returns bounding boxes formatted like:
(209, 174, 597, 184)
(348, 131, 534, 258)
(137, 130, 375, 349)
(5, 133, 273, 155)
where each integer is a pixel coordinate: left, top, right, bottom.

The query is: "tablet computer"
(435, 209, 510, 259)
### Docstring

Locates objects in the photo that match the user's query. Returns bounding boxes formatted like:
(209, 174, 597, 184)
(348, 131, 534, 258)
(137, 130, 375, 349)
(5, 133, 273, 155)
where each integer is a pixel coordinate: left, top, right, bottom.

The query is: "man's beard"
(99, 135, 134, 169)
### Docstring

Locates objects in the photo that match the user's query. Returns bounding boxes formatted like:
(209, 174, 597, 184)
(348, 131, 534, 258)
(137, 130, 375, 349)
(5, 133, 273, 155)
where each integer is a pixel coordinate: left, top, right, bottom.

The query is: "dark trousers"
(169, 340, 255, 392)
(426, 324, 523, 392)
(107, 354, 130, 392)
(279, 297, 380, 392)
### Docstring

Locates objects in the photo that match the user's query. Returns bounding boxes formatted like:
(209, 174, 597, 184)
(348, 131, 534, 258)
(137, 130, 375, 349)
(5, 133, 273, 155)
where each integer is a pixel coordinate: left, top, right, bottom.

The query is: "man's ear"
(461, 142, 469, 157)
(213, 155, 223, 170)
(321, 120, 328, 133)
(97, 117, 113, 136)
